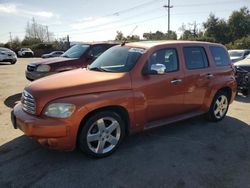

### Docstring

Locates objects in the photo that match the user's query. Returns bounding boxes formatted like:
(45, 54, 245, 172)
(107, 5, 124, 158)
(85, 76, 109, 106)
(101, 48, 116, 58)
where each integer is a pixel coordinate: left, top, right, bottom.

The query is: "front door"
(135, 47, 186, 123)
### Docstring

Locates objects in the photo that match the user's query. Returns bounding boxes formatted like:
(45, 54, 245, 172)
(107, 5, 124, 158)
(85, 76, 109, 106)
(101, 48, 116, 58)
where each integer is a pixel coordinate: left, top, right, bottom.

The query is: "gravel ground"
(0, 58, 250, 188)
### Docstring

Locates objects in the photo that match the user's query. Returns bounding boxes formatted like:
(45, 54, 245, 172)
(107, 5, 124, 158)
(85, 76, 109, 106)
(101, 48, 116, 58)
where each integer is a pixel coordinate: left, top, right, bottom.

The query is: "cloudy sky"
(0, 0, 249, 43)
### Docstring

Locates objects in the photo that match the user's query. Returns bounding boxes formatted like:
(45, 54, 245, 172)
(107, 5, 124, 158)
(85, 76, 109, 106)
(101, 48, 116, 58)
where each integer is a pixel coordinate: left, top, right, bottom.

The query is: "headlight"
(36, 64, 51, 72)
(44, 103, 76, 118)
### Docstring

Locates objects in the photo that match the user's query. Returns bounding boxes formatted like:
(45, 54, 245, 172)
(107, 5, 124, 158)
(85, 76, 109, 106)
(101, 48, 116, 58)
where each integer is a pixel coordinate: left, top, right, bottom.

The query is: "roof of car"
(0, 47, 10, 51)
(71, 41, 120, 46)
(126, 40, 221, 49)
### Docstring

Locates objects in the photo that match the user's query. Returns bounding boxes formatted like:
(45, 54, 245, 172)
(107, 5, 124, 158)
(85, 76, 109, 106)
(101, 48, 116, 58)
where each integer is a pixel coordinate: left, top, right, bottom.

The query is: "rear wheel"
(78, 111, 125, 158)
(206, 91, 229, 122)
(10, 60, 16, 64)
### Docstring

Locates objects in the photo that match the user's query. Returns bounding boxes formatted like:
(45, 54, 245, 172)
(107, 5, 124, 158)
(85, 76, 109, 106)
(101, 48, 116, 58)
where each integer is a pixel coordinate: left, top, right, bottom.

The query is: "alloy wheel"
(213, 95, 228, 119)
(86, 117, 121, 154)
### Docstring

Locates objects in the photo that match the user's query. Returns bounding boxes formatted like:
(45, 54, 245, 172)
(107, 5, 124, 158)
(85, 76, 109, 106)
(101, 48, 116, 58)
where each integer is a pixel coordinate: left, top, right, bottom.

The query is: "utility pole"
(46, 25, 50, 42)
(66, 35, 70, 49)
(163, 0, 173, 33)
(9, 32, 13, 49)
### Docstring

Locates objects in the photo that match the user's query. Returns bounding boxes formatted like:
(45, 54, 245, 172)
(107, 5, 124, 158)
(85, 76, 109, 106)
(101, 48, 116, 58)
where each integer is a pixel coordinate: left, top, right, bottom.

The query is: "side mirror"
(151, 64, 166, 74)
(142, 63, 166, 75)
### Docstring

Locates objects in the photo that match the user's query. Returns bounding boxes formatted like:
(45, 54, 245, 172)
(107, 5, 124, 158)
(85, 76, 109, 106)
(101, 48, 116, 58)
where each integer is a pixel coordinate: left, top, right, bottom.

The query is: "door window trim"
(144, 47, 180, 74)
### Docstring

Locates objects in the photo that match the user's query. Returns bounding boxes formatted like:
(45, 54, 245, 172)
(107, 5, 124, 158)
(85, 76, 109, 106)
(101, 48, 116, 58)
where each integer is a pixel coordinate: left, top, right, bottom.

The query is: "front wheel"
(206, 91, 229, 122)
(78, 111, 125, 158)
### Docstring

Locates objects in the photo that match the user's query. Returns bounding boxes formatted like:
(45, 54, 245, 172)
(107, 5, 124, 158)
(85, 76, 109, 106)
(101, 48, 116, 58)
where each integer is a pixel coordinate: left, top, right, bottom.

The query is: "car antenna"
(121, 25, 138, 46)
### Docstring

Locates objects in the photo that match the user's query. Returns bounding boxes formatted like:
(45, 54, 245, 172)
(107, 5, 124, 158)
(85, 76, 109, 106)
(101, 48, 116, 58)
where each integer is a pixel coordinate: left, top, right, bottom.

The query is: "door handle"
(206, 73, 214, 79)
(171, 79, 182, 85)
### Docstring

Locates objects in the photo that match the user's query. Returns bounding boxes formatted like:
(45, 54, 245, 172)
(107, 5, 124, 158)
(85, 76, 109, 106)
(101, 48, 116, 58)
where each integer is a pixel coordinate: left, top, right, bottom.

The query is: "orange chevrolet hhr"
(11, 41, 237, 158)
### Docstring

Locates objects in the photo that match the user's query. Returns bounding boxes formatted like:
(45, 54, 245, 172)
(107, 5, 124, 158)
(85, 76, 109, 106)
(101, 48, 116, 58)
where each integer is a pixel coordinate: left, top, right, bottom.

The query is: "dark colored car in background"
(234, 54, 250, 96)
(25, 42, 118, 81)
(41, 51, 64, 58)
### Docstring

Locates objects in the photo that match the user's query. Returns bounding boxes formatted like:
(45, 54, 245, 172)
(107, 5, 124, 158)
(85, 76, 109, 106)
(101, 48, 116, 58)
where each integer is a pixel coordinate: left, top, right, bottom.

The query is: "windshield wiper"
(89, 66, 110, 72)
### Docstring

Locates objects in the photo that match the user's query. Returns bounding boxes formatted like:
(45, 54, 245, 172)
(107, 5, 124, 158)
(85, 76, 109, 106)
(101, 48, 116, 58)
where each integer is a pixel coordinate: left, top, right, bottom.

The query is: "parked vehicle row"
(11, 40, 237, 158)
(0, 47, 17, 64)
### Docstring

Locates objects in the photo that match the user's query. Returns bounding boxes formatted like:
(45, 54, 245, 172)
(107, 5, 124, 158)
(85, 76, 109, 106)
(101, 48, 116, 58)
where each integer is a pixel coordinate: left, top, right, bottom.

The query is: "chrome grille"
(21, 90, 36, 114)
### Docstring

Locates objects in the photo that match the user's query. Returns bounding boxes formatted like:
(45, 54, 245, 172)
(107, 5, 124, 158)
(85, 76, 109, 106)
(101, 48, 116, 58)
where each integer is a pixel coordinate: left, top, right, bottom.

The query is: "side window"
(88, 45, 106, 58)
(209, 46, 230, 66)
(184, 47, 208, 70)
(147, 48, 179, 73)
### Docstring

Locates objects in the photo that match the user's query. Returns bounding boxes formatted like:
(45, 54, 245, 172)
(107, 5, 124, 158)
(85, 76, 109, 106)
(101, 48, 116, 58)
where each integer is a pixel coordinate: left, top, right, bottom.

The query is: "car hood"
(234, 59, 250, 66)
(31, 57, 77, 65)
(25, 69, 131, 112)
(230, 56, 242, 62)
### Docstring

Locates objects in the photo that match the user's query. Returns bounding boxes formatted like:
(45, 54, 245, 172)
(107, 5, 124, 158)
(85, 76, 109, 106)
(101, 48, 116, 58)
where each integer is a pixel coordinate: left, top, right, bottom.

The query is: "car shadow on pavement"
(235, 95, 250, 103)
(0, 115, 250, 187)
(4, 93, 22, 109)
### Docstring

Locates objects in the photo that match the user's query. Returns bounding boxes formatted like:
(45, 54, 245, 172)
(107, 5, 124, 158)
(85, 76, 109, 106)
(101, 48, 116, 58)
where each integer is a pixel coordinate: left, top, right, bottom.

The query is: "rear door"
(182, 46, 213, 112)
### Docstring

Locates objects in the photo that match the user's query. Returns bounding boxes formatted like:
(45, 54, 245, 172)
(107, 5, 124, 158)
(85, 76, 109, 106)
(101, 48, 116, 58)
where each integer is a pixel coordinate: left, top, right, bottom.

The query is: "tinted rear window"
(183, 47, 208, 70)
(210, 46, 230, 66)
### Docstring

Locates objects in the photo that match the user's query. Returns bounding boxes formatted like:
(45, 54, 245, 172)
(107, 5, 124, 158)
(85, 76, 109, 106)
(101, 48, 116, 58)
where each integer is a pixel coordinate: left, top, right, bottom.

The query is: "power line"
(55, 9, 234, 36)
(174, 0, 245, 7)
(6, 8, 236, 39)
(104, 0, 164, 16)
(52, 7, 164, 35)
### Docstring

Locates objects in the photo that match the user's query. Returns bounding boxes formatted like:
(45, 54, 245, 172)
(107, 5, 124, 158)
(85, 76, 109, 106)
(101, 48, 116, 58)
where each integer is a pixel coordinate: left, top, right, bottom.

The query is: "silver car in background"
(228, 49, 250, 63)
(18, 48, 34, 57)
(41, 51, 64, 58)
(0, 47, 17, 64)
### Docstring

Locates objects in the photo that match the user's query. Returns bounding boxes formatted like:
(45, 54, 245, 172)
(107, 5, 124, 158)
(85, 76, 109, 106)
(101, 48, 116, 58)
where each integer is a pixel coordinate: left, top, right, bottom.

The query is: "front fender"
(43, 90, 136, 146)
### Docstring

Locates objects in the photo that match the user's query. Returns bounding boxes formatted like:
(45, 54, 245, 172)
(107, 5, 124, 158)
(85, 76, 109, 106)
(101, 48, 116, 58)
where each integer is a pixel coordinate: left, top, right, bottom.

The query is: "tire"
(10, 60, 16, 64)
(206, 91, 229, 122)
(242, 89, 249, 96)
(78, 111, 125, 158)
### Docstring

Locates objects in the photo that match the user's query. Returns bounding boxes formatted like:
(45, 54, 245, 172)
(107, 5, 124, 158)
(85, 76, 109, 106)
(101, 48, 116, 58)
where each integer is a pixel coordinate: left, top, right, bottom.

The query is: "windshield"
(229, 51, 244, 57)
(89, 46, 145, 72)
(61, 44, 90, 58)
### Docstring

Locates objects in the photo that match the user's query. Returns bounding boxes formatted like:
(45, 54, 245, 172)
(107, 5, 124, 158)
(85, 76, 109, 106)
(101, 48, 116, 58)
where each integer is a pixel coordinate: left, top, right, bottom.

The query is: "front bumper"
(25, 70, 52, 81)
(22, 52, 33, 57)
(12, 103, 75, 150)
(0, 56, 17, 62)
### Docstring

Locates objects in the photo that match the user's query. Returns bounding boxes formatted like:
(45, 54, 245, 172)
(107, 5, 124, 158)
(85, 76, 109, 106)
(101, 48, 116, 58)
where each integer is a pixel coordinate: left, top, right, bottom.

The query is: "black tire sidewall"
(207, 91, 229, 122)
(78, 111, 125, 158)
(11, 60, 16, 64)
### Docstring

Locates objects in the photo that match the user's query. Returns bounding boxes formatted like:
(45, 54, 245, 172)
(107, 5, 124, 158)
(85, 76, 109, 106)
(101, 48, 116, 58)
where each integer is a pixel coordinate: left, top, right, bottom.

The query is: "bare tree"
(25, 17, 54, 42)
